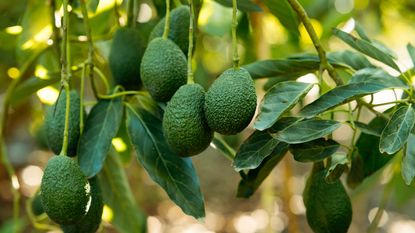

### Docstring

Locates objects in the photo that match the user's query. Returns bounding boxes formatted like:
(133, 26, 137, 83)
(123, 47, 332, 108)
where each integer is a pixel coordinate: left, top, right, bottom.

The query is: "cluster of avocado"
(40, 90, 103, 232)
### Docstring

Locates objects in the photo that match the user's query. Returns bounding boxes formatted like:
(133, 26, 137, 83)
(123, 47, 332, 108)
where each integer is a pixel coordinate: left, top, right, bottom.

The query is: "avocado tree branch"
(286, 0, 343, 86)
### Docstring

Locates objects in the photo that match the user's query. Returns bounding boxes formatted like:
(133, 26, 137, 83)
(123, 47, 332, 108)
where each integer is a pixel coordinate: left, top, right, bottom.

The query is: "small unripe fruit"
(109, 27, 146, 89)
(163, 84, 213, 156)
(140, 37, 187, 102)
(45, 90, 82, 157)
(31, 192, 45, 216)
(40, 156, 90, 224)
(204, 68, 257, 135)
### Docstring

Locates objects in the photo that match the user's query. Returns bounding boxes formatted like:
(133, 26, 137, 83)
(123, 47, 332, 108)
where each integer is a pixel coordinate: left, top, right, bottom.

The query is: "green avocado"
(204, 68, 257, 135)
(61, 177, 104, 233)
(109, 27, 146, 89)
(303, 167, 352, 233)
(140, 37, 187, 102)
(40, 156, 90, 225)
(45, 90, 82, 157)
(149, 6, 190, 55)
(31, 192, 45, 216)
(163, 84, 213, 156)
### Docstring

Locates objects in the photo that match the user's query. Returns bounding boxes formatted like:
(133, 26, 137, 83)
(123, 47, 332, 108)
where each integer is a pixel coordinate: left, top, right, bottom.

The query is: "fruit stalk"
(163, 0, 171, 39)
(187, 0, 194, 83)
(60, 0, 72, 156)
(127, 0, 135, 28)
(231, 0, 240, 69)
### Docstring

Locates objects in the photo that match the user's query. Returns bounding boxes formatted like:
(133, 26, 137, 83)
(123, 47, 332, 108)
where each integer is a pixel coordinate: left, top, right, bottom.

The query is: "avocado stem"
(231, 0, 240, 69)
(187, 0, 195, 84)
(162, 0, 171, 39)
(127, 0, 135, 28)
(60, 0, 72, 156)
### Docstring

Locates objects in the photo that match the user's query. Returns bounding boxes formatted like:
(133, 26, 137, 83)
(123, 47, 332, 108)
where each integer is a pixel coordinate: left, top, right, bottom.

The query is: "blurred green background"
(1, 0, 415, 232)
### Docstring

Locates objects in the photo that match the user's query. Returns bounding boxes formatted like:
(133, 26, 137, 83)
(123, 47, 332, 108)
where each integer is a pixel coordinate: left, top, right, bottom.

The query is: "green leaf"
(272, 119, 341, 144)
(126, 105, 205, 219)
(263, 0, 299, 36)
(237, 142, 289, 198)
(354, 22, 371, 42)
(402, 134, 415, 185)
(289, 138, 340, 162)
(254, 81, 313, 131)
(380, 105, 415, 155)
(353, 121, 382, 137)
(233, 130, 281, 171)
(213, 0, 262, 12)
(78, 98, 123, 178)
(325, 152, 348, 183)
(332, 28, 400, 71)
(10, 74, 60, 106)
(99, 153, 147, 233)
(328, 50, 375, 71)
(346, 150, 364, 189)
(300, 68, 407, 117)
(406, 43, 415, 68)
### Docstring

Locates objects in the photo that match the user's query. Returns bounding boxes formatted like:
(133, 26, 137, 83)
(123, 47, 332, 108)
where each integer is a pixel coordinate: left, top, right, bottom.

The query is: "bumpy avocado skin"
(31, 192, 45, 216)
(204, 68, 257, 135)
(40, 156, 90, 225)
(140, 38, 187, 102)
(109, 27, 146, 89)
(61, 177, 104, 233)
(303, 168, 352, 233)
(149, 6, 190, 55)
(45, 90, 82, 157)
(163, 84, 213, 156)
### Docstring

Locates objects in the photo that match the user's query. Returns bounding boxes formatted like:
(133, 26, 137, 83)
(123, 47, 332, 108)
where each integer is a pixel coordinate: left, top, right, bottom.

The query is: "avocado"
(31, 192, 45, 216)
(109, 27, 146, 89)
(149, 6, 190, 55)
(40, 156, 90, 225)
(45, 90, 82, 157)
(163, 84, 213, 156)
(303, 167, 352, 233)
(140, 37, 187, 102)
(204, 68, 257, 135)
(61, 177, 104, 233)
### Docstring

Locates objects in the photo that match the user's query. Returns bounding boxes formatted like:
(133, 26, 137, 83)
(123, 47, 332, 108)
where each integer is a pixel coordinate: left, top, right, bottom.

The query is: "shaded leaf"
(213, 0, 262, 12)
(78, 98, 123, 178)
(263, 0, 299, 36)
(353, 121, 382, 137)
(356, 115, 394, 178)
(254, 81, 313, 131)
(332, 28, 400, 71)
(126, 105, 205, 218)
(325, 152, 348, 183)
(380, 105, 415, 154)
(289, 138, 340, 162)
(233, 130, 281, 171)
(237, 142, 289, 198)
(346, 150, 364, 189)
(99, 153, 147, 233)
(407, 43, 415, 67)
(272, 119, 341, 144)
(402, 134, 415, 185)
(300, 68, 407, 117)
(328, 50, 375, 71)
